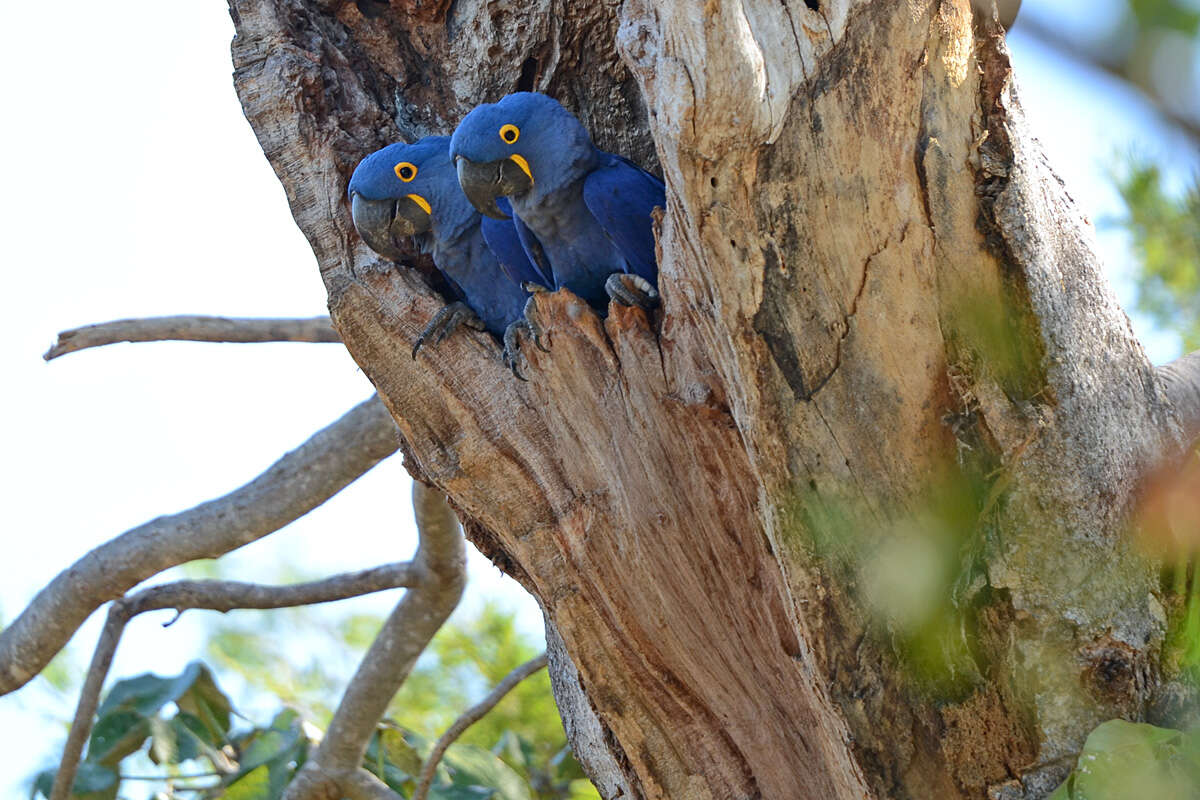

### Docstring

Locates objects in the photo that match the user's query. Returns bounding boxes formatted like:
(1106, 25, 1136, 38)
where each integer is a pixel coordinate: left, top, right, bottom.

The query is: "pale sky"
(0, 2, 1196, 796)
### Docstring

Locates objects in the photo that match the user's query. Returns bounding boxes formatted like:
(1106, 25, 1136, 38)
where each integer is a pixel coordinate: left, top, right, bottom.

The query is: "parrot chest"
(432, 231, 526, 334)
(513, 185, 627, 302)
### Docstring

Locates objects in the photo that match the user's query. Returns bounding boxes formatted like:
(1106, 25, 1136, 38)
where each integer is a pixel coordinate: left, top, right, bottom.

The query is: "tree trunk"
(226, 1, 1191, 797)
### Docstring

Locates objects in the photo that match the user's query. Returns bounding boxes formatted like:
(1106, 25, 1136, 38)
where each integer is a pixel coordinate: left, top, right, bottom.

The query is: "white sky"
(0, 1, 1196, 796)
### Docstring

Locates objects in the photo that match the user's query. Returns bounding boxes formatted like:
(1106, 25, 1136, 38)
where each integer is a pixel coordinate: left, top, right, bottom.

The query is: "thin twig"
(0, 394, 398, 697)
(44, 315, 340, 361)
(283, 484, 467, 800)
(119, 772, 223, 780)
(51, 563, 417, 800)
(412, 653, 549, 800)
(49, 606, 130, 800)
(123, 563, 419, 617)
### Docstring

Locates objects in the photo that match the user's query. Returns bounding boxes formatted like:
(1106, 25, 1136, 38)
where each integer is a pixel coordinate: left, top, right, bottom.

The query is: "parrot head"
(449, 92, 595, 219)
(347, 136, 474, 260)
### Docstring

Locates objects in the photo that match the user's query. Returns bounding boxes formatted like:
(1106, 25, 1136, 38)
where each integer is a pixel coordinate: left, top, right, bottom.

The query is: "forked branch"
(50, 563, 418, 800)
(283, 482, 467, 800)
(0, 395, 398, 697)
(44, 315, 339, 360)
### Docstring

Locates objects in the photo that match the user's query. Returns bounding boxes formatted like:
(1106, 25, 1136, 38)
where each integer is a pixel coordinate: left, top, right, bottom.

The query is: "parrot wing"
(480, 197, 553, 288)
(582, 155, 665, 283)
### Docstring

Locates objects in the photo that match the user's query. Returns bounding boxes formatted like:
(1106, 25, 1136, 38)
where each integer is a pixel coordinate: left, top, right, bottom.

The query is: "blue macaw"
(449, 92, 663, 311)
(347, 136, 549, 374)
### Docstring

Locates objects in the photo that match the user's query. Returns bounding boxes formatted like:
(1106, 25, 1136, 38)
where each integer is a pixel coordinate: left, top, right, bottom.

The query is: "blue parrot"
(347, 136, 549, 375)
(449, 92, 663, 311)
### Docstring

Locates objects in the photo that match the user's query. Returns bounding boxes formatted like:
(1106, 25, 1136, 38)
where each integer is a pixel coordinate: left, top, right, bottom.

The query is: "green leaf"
(148, 715, 202, 764)
(428, 784, 495, 800)
(493, 730, 535, 774)
(380, 726, 424, 776)
(239, 722, 303, 773)
(364, 727, 419, 791)
(1049, 720, 1200, 799)
(96, 663, 203, 718)
(1044, 773, 1072, 800)
(174, 663, 233, 742)
(444, 744, 534, 800)
(550, 744, 587, 783)
(174, 710, 220, 748)
(86, 710, 150, 764)
(94, 662, 233, 752)
(31, 763, 118, 799)
(223, 764, 272, 800)
(566, 779, 603, 800)
(31, 770, 53, 800)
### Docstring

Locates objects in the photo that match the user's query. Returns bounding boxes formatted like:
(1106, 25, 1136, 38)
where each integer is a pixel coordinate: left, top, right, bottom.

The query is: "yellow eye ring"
(394, 162, 417, 182)
(499, 124, 520, 144)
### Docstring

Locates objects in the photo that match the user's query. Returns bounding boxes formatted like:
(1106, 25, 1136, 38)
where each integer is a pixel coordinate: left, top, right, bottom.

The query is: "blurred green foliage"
(1116, 163, 1200, 351)
(1126, 0, 1200, 36)
(205, 600, 566, 760)
(785, 467, 994, 700)
(33, 602, 598, 800)
(1047, 720, 1200, 799)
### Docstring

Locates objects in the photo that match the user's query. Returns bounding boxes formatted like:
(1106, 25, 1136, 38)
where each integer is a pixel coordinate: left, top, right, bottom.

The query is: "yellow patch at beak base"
(406, 193, 432, 215)
(508, 154, 534, 184)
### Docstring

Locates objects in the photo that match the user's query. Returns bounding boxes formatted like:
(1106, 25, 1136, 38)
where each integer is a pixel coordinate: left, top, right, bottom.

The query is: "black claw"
(503, 318, 543, 381)
(413, 301, 483, 358)
(517, 296, 550, 354)
(527, 319, 550, 353)
(605, 273, 659, 311)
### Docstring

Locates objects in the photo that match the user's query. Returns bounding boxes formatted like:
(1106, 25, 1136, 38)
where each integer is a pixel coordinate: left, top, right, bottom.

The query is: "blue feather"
(348, 136, 535, 337)
(480, 197, 553, 288)
(449, 93, 663, 308)
(582, 153, 663, 284)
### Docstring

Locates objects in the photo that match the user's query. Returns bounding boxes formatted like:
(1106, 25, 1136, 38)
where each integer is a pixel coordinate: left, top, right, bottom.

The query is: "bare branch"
(283, 766, 403, 800)
(0, 395, 398, 697)
(286, 483, 466, 800)
(50, 563, 418, 800)
(44, 315, 340, 361)
(1159, 349, 1200, 453)
(342, 768, 406, 800)
(122, 563, 419, 617)
(50, 605, 129, 800)
(413, 653, 549, 800)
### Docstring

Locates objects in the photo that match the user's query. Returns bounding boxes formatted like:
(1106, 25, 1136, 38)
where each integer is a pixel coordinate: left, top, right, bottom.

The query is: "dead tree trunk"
(226, 1, 1199, 797)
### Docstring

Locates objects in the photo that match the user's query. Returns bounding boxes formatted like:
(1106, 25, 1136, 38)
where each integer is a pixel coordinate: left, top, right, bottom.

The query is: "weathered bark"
(226, 1, 1195, 798)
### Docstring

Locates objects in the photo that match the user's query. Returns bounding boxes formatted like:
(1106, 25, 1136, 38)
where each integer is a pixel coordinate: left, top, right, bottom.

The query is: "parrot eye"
(394, 162, 417, 182)
(499, 124, 520, 144)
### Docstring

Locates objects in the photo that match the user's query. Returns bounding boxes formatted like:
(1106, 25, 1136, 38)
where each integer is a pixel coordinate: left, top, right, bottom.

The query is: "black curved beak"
(455, 156, 534, 220)
(350, 192, 432, 260)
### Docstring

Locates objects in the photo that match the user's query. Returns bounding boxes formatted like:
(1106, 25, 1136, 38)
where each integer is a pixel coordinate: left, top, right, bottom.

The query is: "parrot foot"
(521, 296, 551, 354)
(521, 281, 552, 294)
(502, 315, 548, 381)
(413, 302, 486, 359)
(605, 273, 659, 310)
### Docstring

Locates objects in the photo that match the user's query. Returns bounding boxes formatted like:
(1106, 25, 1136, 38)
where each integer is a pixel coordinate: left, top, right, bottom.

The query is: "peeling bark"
(226, 1, 1197, 798)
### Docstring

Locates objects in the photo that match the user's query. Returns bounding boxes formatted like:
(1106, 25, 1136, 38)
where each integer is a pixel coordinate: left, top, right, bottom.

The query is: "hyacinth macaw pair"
(347, 92, 663, 376)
